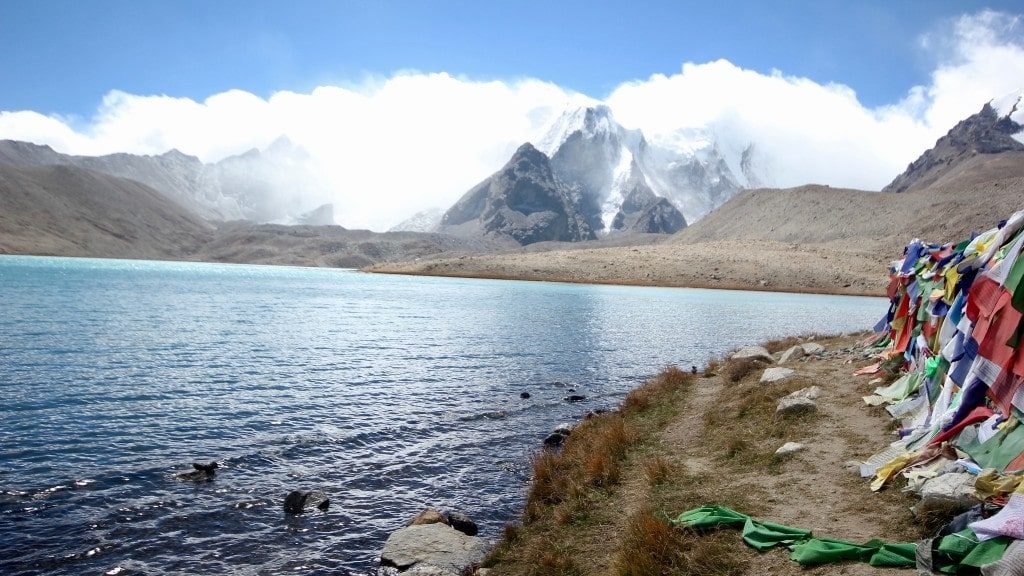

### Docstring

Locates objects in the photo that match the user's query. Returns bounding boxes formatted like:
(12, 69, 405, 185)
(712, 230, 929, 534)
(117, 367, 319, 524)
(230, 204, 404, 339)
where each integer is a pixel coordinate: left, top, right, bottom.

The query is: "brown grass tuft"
(616, 510, 684, 576)
(721, 358, 761, 383)
(704, 359, 720, 377)
(536, 550, 579, 576)
(643, 456, 673, 486)
(763, 335, 803, 353)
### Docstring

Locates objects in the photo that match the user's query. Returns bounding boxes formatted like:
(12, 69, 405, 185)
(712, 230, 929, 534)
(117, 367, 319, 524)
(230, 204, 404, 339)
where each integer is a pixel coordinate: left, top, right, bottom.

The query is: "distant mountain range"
(0, 137, 335, 225)
(417, 104, 765, 244)
(1, 94, 1023, 262)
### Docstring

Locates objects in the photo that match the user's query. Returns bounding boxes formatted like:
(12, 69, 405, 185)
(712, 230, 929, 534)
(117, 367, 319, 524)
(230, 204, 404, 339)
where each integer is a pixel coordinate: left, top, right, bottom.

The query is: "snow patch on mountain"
(535, 103, 761, 231)
(991, 90, 1024, 144)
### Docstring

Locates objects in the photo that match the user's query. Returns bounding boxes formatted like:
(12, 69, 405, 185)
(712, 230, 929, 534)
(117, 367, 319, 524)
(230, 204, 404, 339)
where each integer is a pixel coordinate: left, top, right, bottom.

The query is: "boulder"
(731, 346, 775, 363)
(914, 473, 979, 516)
(760, 367, 795, 383)
(801, 343, 826, 355)
(776, 396, 817, 415)
(408, 508, 449, 527)
(445, 511, 479, 536)
(543, 432, 567, 448)
(380, 523, 488, 574)
(176, 461, 219, 482)
(519, 392, 531, 399)
(783, 386, 822, 401)
(283, 490, 329, 514)
(563, 395, 586, 403)
(775, 442, 806, 456)
(779, 346, 805, 364)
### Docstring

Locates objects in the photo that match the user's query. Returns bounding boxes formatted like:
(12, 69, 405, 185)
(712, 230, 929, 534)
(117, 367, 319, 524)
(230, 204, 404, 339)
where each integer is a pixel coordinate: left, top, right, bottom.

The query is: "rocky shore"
(376, 331, 944, 575)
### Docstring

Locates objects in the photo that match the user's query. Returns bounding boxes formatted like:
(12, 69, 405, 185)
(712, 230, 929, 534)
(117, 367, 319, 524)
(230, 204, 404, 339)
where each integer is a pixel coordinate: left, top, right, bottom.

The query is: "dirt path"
(653, 334, 918, 575)
(485, 334, 921, 575)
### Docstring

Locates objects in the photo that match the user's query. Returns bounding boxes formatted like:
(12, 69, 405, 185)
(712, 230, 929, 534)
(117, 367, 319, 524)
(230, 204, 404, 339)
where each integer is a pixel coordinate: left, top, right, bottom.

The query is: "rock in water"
(408, 508, 448, 527)
(543, 432, 567, 448)
(380, 523, 488, 574)
(519, 392, 531, 399)
(283, 490, 330, 514)
(445, 512, 479, 537)
(563, 395, 586, 403)
(175, 461, 219, 482)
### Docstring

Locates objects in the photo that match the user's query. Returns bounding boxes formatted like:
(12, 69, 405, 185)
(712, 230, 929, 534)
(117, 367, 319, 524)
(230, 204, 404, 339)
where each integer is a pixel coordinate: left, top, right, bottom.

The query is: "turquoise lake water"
(0, 255, 887, 574)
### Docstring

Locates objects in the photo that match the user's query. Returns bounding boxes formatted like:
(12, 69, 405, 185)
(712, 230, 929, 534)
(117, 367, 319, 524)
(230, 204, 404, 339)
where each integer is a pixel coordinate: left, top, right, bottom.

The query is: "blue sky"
(1, 0, 1019, 116)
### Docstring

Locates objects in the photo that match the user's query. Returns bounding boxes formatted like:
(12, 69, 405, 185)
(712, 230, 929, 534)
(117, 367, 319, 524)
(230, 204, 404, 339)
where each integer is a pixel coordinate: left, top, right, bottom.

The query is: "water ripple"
(0, 256, 885, 574)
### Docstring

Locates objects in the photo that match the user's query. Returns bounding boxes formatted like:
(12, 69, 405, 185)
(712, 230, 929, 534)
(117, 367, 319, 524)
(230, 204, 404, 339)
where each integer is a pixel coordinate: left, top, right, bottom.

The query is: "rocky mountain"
(389, 208, 445, 233)
(0, 163, 497, 268)
(535, 105, 756, 232)
(439, 143, 595, 245)
(609, 160, 687, 234)
(884, 96, 1024, 193)
(0, 164, 213, 258)
(0, 137, 333, 224)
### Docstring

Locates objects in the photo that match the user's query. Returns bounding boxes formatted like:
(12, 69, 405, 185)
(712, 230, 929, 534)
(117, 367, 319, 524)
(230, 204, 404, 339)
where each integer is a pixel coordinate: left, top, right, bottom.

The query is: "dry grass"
(485, 367, 695, 573)
(615, 510, 750, 576)
(721, 358, 762, 383)
(763, 335, 804, 354)
(615, 510, 685, 576)
(487, 333, 924, 576)
(703, 359, 720, 377)
(642, 456, 673, 486)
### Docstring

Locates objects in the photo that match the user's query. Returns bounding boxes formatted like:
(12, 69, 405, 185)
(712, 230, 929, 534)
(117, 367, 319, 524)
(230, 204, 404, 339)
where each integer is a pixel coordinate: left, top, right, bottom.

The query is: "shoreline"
(363, 268, 886, 298)
(474, 332, 925, 575)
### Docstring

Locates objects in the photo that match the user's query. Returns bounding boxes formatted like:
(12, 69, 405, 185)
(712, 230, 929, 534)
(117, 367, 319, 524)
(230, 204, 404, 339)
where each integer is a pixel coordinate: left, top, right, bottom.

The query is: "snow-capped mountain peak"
(534, 101, 748, 230)
(991, 90, 1024, 145)
(537, 104, 628, 157)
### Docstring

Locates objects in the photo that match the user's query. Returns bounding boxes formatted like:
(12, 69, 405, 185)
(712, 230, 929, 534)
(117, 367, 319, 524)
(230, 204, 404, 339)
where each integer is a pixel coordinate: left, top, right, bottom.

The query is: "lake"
(0, 256, 886, 574)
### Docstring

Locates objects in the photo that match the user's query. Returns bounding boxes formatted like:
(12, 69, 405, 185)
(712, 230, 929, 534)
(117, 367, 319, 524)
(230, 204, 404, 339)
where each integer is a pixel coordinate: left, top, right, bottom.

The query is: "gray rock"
(915, 473, 979, 516)
(408, 508, 448, 527)
(543, 432, 567, 447)
(776, 396, 817, 415)
(783, 386, 822, 401)
(760, 367, 795, 383)
(801, 343, 826, 355)
(283, 490, 329, 514)
(732, 346, 775, 363)
(779, 345, 805, 364)
(402, 565, 455, 576)
(775, 442, 805, 456)
(445, 511, 478, 536)
(380, 523, 488, 574)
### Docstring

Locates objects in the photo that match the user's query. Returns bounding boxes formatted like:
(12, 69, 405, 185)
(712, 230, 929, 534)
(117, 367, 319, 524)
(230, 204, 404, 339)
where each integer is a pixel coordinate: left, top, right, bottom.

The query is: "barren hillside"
(0, 165, 213, 259)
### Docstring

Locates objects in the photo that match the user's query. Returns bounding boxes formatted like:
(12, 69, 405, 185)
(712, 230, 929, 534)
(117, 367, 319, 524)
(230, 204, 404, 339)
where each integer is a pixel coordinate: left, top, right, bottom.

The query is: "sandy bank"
(366, 239, 890, 296)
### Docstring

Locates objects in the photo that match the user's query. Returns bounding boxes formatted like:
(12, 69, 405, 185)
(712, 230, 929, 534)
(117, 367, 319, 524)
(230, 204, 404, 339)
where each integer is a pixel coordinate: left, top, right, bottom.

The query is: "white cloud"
(0, 11, 1022, 229)
(608, 10, 1024, 192)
